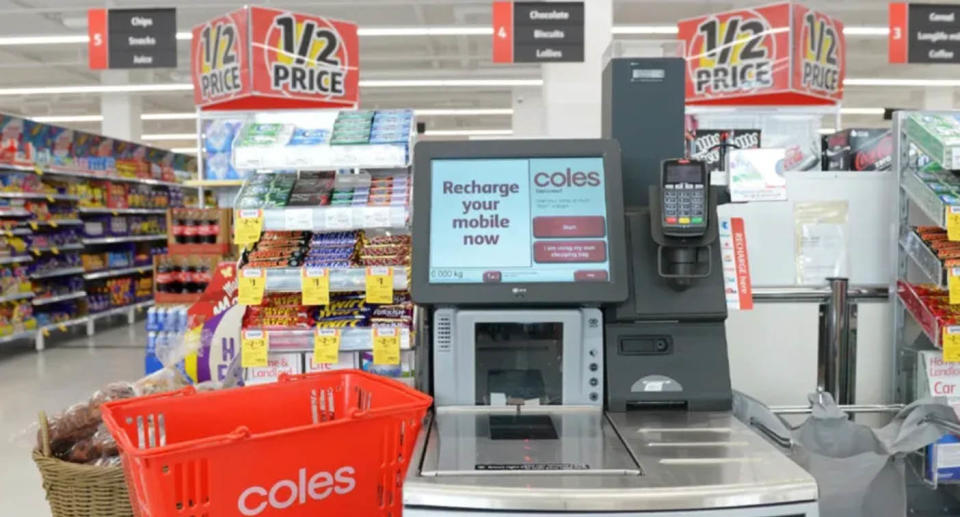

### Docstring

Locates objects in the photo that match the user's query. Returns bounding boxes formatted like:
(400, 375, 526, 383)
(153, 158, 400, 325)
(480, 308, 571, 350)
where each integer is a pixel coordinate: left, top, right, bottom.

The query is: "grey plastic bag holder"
(733, 390, 960, 517)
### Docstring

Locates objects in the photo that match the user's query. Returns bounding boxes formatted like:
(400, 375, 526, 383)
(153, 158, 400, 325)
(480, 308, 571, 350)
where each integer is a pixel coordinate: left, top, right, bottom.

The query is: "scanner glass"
(474, 322, 563, 405)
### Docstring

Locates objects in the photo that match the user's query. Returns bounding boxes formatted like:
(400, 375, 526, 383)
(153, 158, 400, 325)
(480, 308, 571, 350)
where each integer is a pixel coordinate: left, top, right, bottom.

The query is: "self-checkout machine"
(402, 131, 818, 515)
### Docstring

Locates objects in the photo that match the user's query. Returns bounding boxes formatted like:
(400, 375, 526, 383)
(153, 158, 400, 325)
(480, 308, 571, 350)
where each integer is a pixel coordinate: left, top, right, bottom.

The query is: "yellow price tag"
(372, 327, 401, 365)
(950, 268, 960, 305)
(313, 328, 341, 365)
(41, 328, 50, 337)
(49, 220, 58, 228)
(235, 209, 264, 245)
(948, 206, 960, 241)
(46, 195, 54, 203)
(28, 221, 38, 231)
(365, 267, 394, 304)
(57, 323, 66, 332)
(238, 268, 266, 305)
(31, 248, 40, 256)
(4, 230, 11, 237)
(301, 267, 330, 306)
(241, 329, 269, 367)
(33, 165, 43, 176)
(51, 247, 59, 255)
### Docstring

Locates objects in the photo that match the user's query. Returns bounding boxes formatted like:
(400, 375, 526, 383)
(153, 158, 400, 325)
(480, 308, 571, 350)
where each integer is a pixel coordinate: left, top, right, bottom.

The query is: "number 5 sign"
(190, 6, 358, 109)
(678, 3, 844, 105)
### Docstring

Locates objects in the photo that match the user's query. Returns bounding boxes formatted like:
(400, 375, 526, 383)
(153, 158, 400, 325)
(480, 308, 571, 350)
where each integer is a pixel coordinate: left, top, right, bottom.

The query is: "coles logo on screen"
(237, 466, 356, 515)
(533, 168, 601, 189)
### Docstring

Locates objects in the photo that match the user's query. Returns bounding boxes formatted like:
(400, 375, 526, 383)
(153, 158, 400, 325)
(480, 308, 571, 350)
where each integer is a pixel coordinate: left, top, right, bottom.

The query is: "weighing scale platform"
(405, 408, 818, 515)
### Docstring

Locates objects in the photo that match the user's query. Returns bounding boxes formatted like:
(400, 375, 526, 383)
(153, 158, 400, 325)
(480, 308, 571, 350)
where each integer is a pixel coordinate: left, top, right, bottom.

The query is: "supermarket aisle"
(0, 323, 145, 515)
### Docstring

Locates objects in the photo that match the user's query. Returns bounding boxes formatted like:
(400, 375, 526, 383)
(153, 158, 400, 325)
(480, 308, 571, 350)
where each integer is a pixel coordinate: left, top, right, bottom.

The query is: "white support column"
(100, 70, 143, 141)
(540, 0, 612, 137)
(512, 86, 544, 137)
(923, 86, 954, 111)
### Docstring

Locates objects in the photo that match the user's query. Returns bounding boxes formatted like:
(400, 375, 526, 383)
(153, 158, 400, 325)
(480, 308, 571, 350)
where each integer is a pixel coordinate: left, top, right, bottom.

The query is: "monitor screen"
(665, 163, 703, 184)
(428, 157, 610, 284)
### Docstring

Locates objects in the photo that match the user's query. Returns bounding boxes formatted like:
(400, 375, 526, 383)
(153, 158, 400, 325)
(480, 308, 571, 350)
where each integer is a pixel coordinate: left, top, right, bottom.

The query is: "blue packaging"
(926, 434, 960, 482)
(145, 331, 163, 374)
(288, 128, 329, 146)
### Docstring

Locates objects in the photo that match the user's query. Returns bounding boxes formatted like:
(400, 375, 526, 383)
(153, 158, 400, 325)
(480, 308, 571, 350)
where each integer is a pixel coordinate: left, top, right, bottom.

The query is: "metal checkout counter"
(402, 138, 819, 516)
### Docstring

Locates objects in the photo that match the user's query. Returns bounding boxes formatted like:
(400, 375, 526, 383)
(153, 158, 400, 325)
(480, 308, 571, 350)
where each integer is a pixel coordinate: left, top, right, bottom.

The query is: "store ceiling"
(0, 0, 953, 148)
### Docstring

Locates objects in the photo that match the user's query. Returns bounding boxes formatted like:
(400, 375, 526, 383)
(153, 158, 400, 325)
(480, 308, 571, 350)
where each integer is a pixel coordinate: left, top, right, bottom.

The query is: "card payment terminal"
(661, 159, 708, 237)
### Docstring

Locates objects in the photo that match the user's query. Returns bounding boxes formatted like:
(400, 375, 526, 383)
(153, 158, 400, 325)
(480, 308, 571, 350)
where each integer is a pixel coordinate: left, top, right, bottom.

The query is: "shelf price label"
(301, 267, 330, 306)
(364, 206, 392, 228)
(313, 328, 341, 365)
(284, 208, 313, 230)
(950, 268, 960, 305)
(324, 207, 353, 230)
(238, 268, 266, 305)
(235, 209, 264, 245)
(944, 326, 960, 363)
(372, 327, 401, 365)
(365, 267, 394, 304)
(948, 206, 960, 241)
(241, 329, 269, 368)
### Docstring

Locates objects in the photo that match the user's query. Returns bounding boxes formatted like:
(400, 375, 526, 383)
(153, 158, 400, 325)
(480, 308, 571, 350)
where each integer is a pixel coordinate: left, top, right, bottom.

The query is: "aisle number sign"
(372, 327, 401, 365)
(302, 267, 331, 306)
(241, 329, 269, 367)
(238, 268, 266, 305)
(88, 8, 177, 70)
(191, 6, 359, 109)
(313, 328, 341, 365)
(943, 326, 960, 363)
(234, 209, 263, 245)
(366, 267, 394, 304)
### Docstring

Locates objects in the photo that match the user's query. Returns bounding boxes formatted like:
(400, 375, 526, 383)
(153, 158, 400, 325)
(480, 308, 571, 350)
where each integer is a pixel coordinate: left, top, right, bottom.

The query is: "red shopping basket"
(101, 370, 432, 517)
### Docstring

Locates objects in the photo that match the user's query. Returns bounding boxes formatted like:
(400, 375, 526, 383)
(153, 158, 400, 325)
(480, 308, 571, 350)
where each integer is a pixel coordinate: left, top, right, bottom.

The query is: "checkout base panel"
(405, 502, 819, 516)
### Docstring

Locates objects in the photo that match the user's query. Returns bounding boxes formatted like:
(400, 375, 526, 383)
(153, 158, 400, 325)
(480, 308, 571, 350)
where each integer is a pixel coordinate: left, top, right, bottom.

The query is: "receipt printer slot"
(619, 336, 671, 355)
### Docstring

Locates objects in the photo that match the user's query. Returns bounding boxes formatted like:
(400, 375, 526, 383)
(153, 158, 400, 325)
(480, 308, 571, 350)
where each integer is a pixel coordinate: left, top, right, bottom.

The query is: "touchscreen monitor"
(412, 140, 627, 305)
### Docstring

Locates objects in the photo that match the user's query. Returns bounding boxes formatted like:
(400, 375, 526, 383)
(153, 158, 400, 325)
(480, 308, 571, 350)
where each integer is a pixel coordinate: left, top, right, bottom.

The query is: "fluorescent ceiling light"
(844, 78, 960, 87)
(424, 129, 512, 136)
(359, 27, 492, 36)
(840, 107, 885, 115)
(169, 147, 197, 154)
(612, 25, 677, 35)
(176, 32, 191, 40)
(0, 35, 88, 45)
(843, 26, 888, 36)
(142, 112, 197, 121)
(360, 79, 542, 88)
(0, 84, 192, 96)
(415, 108, 513, 116)
(32, 114, 102, 123)
(818, 128, 837, 135)
(142, 133, 196, 141)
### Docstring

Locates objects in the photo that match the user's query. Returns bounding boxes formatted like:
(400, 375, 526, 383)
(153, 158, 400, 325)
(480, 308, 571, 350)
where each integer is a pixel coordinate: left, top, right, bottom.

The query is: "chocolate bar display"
(821, 129, 892, 171)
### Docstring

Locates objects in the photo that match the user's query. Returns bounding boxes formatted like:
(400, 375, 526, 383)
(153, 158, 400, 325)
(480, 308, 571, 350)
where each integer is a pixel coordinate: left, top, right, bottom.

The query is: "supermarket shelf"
(0, 255, 31, 264)
(0, 328, 37, 345)
(88, 300, 153, 319)
(0, 209, 31, 217)
(260, 205, 409, 231)
(185, 179, 244, 187)
(83, 265, 152, 280)
(902, 171, 949, 227)
(4, 228, 30, 235)
(78, 207, 168, 215)
(233, 142, 411, 171)
(32, 291, 86, 306)
(0, 192, 79, 201)
(901, 231, 947, 289)
(38, 315, 89, 334)
(0, 291, 33, 303)
(259, 266, 409, 292)
(27, 219, 83, 227)
(248, 326, 413, 352)
(30, 267, 85, 280)
(0, 163, 188, 188)
(82, 234, 166, 245)
(30, 243, 83, 254)
(897, 281, 942, 347)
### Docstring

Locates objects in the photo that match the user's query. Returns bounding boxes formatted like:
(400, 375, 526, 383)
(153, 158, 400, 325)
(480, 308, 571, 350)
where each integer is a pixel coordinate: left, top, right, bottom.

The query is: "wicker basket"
(32, 411, 133, 517)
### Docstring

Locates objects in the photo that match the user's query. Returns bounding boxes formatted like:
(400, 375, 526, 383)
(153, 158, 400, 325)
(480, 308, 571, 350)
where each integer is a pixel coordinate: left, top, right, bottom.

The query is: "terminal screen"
(428, 157, 610, 284)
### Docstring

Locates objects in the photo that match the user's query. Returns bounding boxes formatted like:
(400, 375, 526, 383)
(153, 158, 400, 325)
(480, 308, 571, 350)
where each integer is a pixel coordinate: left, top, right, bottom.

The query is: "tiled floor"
(0, 320, 146, 516)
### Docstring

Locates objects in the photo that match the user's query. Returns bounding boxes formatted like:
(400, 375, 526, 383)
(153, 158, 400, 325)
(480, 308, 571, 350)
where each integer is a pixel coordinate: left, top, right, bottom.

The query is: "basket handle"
(37, 411, 51, 458)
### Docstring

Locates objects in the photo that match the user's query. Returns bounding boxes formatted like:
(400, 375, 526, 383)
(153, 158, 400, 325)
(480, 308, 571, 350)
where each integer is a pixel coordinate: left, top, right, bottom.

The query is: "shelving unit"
(226, 108, 416, 382)
(81, 234, 166, 245)
(78, 207, 168, 215)
(893, 110, 960, 493)
(83, 265, 152, 280)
